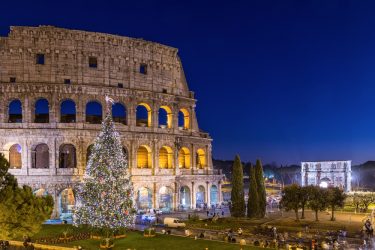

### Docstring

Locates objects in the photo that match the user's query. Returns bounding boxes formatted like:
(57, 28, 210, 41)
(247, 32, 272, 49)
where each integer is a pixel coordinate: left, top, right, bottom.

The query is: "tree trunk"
(295, 209, 299, 221)
(330, 205, 335, 221)
(315, 210, 319, 221)
(301, 205, 305, 219)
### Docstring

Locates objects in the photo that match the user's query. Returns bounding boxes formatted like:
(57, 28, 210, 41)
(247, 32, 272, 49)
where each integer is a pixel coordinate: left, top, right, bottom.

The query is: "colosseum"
(0, 26, 223, 219)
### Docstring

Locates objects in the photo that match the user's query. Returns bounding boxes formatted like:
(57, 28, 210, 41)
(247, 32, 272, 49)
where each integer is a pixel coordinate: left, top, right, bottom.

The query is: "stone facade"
(301, 160, 351, 192)
(0, 26, 223, 219)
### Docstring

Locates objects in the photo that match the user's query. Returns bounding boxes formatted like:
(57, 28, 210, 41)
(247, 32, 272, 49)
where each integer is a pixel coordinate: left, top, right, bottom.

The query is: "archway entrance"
(210, 185, 218, 206)
(179, 186, 191, 210)
(137, 187, 152, 211)
(60, 188, 75, 219)
(159, 186, 173, 212)
(196, 185, 205, 208)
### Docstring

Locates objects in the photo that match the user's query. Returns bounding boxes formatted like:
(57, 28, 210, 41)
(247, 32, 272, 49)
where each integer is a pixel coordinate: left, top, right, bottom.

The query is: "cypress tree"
(247, 164, 259, 218)
(255, 159, 267, 218)
(230, 155, 245, 217)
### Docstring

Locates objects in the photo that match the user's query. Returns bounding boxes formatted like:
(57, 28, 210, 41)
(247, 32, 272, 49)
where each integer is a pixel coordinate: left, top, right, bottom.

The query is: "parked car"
(163, 217, 186, 228)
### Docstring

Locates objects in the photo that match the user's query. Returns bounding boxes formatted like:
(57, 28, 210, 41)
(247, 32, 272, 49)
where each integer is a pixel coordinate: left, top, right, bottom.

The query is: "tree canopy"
(0, 153, 54, 239)
(230, 155, 245, 217)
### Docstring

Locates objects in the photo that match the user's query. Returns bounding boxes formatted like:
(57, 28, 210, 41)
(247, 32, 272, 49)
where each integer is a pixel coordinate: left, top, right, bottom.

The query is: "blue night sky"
(2, 0, 375, 165)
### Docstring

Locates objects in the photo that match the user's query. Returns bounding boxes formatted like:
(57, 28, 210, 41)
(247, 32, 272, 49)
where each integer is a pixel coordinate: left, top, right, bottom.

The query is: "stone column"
(206, 181, 210, 206)
(218, 181, 222, 204)
(51, 187, 60, 219)
(191, 182, 195, 209)
(153, 182, 157, 209)
(173, 182, 177, 211)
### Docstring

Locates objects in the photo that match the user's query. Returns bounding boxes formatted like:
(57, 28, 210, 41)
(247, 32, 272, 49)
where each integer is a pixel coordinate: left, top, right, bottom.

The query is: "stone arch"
(34, 98, 49, 123)
(60, 99, 76, 123)
(112, 102, 127, 125)
(158, 186, 173, 212)
(178, 108, 190, 130)
(178, 147, 190, 169)
(137, 145, 152, 168)
(179, 186, 191, 209)
(86, 101, 102, 124)
(9, 144, 22, 169)
(196, 185, 205, 208)
(136, 103, 152, 127)
(136, 187, 153, 210)
(8, 99, 22, 123)
(210, 185, 218, 205)
(196, 148, 206, 169)
(31, 143, 49, 169)
(159, 146, 173, 169)
(59, 144, 77, 168)
(59, 188, 75, 219)
(159, 105, 172, 128)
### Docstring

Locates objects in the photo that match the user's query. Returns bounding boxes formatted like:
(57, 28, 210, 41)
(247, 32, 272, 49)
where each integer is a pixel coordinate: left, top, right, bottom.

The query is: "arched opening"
(136, 103, 151, 127)
(137, 145, 152, 168)
(32, 144, 49, 169)
(86, 144, 94, 164)
(178, 108, 190, 130)
(178, 147, 190, 169)
(319, 177, 331, 188)
(196, 185, 205, 208)
(60, 188, 75, 219)
(159, 106, 172, 128)
(34, 98, 49, 123)
(34, 189, 47, 197)
(8, 100, 22, 123)
(159, 186, 173, 212)
(210, 185, 218, 206)
(60, 99, 76, 123)
(179, 186, 191, 210)
(86, 101, 102, 124)
(59, 144, 77, 168)
(196, 149, 206, 169)
(137, 187, 153, 210)
(159, 146, 173, 169)
(112, 103, 127, 125)
(9, 144, 22, 169)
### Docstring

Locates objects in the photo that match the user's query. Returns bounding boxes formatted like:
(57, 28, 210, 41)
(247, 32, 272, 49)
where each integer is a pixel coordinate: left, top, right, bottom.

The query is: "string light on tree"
(73, 95, 135, 230)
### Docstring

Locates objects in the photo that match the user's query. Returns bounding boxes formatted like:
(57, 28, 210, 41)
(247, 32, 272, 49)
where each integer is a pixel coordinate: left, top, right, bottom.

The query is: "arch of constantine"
(0, 26, 223, 219)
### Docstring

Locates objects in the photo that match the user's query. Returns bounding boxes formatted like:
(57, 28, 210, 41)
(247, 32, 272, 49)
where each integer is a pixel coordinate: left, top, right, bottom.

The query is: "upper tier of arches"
(5, 98, 192, 131)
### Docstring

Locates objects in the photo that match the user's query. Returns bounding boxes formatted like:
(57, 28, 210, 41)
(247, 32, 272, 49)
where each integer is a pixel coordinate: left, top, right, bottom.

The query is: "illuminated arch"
(9, 144, 22, 169)
(136, 103, 152, 127)
(112, 102, 127, 125)
(8, 99, 22, 123)
(137, 145, 152, 168)
(159, 146, 173, 169)
(34, 98, 49, 123)
(196, 148, 206, 169)
(60, 188, 75, 217)
(86, 101, 102, 124)
(137, 187, 152, 210)
(178, 147, 190, 169)
(210, 185, 218, 205)
(179, 186, 191, 209)
(178, 108, 190, 130)
(159, 186, 173, 212)
(60, 99, 76, 123)
(196, 185, 205, 208)
(159, 106, 173, 128)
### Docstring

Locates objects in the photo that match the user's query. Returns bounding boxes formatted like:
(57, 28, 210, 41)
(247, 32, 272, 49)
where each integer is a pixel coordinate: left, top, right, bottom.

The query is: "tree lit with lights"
(73, 99, 135, 231)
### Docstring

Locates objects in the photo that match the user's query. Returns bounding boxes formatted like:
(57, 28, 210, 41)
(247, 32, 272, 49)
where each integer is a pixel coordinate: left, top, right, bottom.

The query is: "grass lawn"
(33, 225, 268, 250)
(62, 231, 267, 250)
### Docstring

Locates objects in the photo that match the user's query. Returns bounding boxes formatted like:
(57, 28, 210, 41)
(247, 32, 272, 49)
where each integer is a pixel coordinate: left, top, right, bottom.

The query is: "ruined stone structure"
(0, 26, 223, 219)
(301, 160, 351, 192)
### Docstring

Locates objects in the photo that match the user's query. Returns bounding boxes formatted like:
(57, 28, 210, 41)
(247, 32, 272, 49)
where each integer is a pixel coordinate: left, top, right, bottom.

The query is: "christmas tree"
(73, 97, 135, 231)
